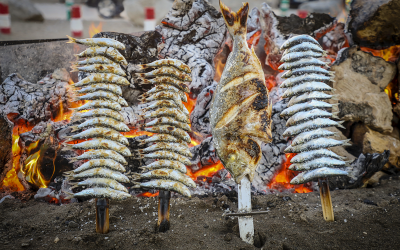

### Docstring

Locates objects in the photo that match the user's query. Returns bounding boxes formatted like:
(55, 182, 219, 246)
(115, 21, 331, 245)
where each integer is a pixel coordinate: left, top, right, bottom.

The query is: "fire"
(183, 93, 197, 114)
(267, 153, 312, 193)
(21, 149, 49, 189)
(186, 161, 226, 182)
(360, 45, 400, 63)
(137, 191, 159, 197)
(89, 22, 103, 38)
(122, 129, 153, 138)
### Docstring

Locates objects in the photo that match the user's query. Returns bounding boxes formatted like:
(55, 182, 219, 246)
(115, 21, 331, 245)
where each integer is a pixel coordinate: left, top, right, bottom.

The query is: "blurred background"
(0, 0, 350, 41)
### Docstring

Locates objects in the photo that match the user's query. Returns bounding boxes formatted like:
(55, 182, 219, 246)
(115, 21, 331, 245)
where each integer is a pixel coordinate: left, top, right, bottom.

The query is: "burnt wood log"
(156, 0, 228, 98)
(0, 113, 13, 185)
(0, 71, 74, 123)
(189, 136, 219, 172)
(260, 3, 336, 70)
(347, 0, 400, 49)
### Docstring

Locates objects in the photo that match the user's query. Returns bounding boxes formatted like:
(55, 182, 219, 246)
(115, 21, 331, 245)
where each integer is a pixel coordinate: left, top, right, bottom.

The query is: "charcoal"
(189, 137, 219, 172)
(247, 7, 262, 47)
(190, 82, 217, 136)
(347, 0, 400, 49)
(156, 0, 228, 98)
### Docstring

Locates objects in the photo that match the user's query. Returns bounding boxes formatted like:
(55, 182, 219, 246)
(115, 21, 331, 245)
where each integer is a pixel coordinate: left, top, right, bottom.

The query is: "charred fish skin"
(279, 34, 348, 184)
(210, 1, 272, 184)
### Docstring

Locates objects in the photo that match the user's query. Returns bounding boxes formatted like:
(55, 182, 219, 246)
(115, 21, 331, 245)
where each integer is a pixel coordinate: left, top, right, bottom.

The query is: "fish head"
(218, 136, 262, 184)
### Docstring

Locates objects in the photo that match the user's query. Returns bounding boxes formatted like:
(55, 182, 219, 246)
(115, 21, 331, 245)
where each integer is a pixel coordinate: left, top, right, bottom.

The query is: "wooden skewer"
(157, 190, 171, 232)
(96, 198, 110, 234)
(318, 178, 334, 222)
(238, 176, 254, 244)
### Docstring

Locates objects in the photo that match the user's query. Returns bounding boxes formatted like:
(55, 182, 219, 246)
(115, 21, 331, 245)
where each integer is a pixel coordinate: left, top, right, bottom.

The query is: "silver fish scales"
(138, 142, 192, 157)
(77, 47, 127, 65)
(144, 117, 191, 132)
(69, 138, 131, 156)
(279, 34, 348, 184)
(67, 167, 129, 183)
(143, 101, 189, 116)
(76, 56, 117, 66)
(139, 152, 191, 175)
(76, 100, 122, 111)
(69, 127, 129, 146)
(282, 82, 333, 98)
(140, 160, 187, 173)
(138, 76, 190, 93)
(136, 66, 192, 82)
(143, 84, 188, 102)
(76, 84, 122, 97)
(71, 159, 126, 174)
(72, 117, 130, 132)
(71, 178, 128, 193)
(138, 134, 183, 145)
(140, 91, 188, 115)
(134, 180, 191, 197)
(67, 36, 126, 50)
(69, 149, 127, 165)
(74, 73, 130, 87)
(76, 90, 128, 106)
(71, 187, 131, 200)
(134, 169, 196, 188)
(144, 125, 191, 143)
(72, 108, 124, 122)
(74, 64, 126, 76)
(138, 59, 191, 73)
(141, 108, 190, 124)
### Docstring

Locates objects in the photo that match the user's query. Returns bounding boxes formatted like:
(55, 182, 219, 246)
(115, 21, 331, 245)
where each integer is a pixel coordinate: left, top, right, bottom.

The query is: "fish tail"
(322, 51, 328, 56)
(64, 190, 75, 200)
(337, 120, 345, 129)
(219, 0, 249, 37)
(343, 139, 352, 147)
(66, 35, 77, 44)
(136, 73, 146, 78)
(70, 125, 79, 132)
(61, 143, 72, 149)
(137, 64, 147, 71)
(71, 64, 79, 72)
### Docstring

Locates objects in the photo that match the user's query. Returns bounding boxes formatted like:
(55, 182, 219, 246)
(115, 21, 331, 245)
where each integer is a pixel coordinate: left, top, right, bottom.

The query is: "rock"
(394, 103, 400, 117)
(362, 128, 400, 170)
(224, 233, 233, 242)
(9, 0, 44, 22)
(330, 46, 396, 133)
(54, 236, 60, 243)
(52, 68, 71, 82)
(253, 231, 267, 248)
(347, 0, 400, 49)
(68, 221, 79, 228)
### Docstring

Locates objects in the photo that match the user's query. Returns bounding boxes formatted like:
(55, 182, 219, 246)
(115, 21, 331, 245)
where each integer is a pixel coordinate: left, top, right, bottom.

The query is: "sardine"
(284, 138, 351, 153)
(138, 134, 183, 145)
(283, 118, 344, 137)
(144, 117, 191, 132)
(280, 100, 334, 117)
(280, 51, 325, 63)
(136, 66, 192, 82)
(74, 64, 126, 76)
(143, 100, 189, 115)
(281, 66, 333, 79)
(289, 157, 346, 171)
(77, 47, 127, 65)
(291, 128, 335, 147)
(134, 179, 191, 197)
(67, 36, 126, 50)
(76, 56, 117, 66)
(282, 42, 325, 56)
(75, 83, 122, 96)
(138, 59, 191, 73)
(141, 107, 190, 124)
(138, 76, 190, 93)
(142, 84, 187, 102)
(143, 125, 191, 143)
(280, 35, 322, 50)
(71, 178, 128, 193)
(76, 90, 128, 106)
(66, 167, 129, 183)
(135, 169, 195, 188)
(140, 91, 187, 115)
(69, 149, 127, 165)
(71, 159, 126, 173)
(210, 1, 273, 184)
(290, 149, 344, 164)
(71, 187, 131, 200)
(72, 108, 124, 122)
(140, 151, 191, 166)
(280, 74, 332, 88)
(282, 82, 333, 98)
(138, 142, 192, 157)
(68, 127, 129, 145)
(140, 160, 187, 173)
(71, 117, 130, 132)
(290, 167, 348, 184)
(76, 100, 121, 112)
(287, 91, 333, 107)
(74, 73, 130, 87)
(68, 138, 131, 156)
(278, 58, 327, 71)
(285, 109, 335, 127)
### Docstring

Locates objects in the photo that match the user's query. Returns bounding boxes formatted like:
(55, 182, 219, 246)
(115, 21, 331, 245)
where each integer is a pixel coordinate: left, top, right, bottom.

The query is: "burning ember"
(267, 154, 312, 193)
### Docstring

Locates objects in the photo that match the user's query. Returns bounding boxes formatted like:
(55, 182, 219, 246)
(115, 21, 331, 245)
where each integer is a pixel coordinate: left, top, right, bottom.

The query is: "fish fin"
(66, 35, 77, 44)
(219, 0, 249, 37)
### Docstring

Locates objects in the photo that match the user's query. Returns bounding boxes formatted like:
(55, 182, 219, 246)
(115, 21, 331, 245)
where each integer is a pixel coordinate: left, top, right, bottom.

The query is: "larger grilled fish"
(210, 1, 272, 184)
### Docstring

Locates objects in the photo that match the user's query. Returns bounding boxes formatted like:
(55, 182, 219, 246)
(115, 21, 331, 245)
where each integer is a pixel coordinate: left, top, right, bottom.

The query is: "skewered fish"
(210, 1, 272, 183)
(76, 100, 122, 111)
(71, 159, 126, 173)
(138, 59, 191, 73)
(71, 178, 128, 193)
(76, 56, 117, 66)
(76, 83, 122, 96)
(67, 138, 131, 156)
(73, 64, 126, 76)
(280, 34, 348, 184)
(141, 107, 190, 124)
(67, 36, 126, 50)
(134, 169, 196, 188)
(138, 76, 190, 93)
(74, 73, 130, 87)
(77, 47, 127, 65)
(66, 167, 129, 183)
(137, 142, 192, 157)
(75, 90, 128, 106)
(71, 117, 130, 132)
(140, 160, 187, 173)
(136, 67, 192, 82)
(72, 108, 124, 122)
(70, 187, 131, 200)
(68, 127, 129, 146)
(134, 180, 191, 197)
(69, 149, 127, 165)
(144, 117, 191, 132)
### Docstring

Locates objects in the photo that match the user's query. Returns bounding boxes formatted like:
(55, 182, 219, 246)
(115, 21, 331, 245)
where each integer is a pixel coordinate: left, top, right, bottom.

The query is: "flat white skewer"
(238, 176, 254, 244)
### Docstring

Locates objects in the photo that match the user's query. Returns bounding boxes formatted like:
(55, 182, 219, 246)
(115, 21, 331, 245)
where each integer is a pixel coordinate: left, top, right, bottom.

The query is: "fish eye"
(228, 154, 236, 162)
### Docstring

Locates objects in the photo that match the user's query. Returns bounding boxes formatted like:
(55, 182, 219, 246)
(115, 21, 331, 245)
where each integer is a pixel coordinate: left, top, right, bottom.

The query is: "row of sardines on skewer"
(132, 59, 196, 197)
(279, 35, 348, 184)
(64, 36, 132, 200)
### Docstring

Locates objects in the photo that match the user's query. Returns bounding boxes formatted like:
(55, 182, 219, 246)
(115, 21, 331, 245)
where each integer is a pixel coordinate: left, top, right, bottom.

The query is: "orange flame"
(186, 161, 226, 182)
(183, 93, 197, 115)
(360, 45, 400, 63)
(137, 191, 159, 197)
(267, 153, 312, 193)
(89, 22, 103, 38)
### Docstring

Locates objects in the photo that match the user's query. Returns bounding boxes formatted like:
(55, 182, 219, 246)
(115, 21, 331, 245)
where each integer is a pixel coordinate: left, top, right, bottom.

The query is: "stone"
(68, 221, 79, 228)
(347, 0, 400, 49)
(362, 127, 400, 170)
(224, 233, 233, 242)
(330, 46, 396, 133)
